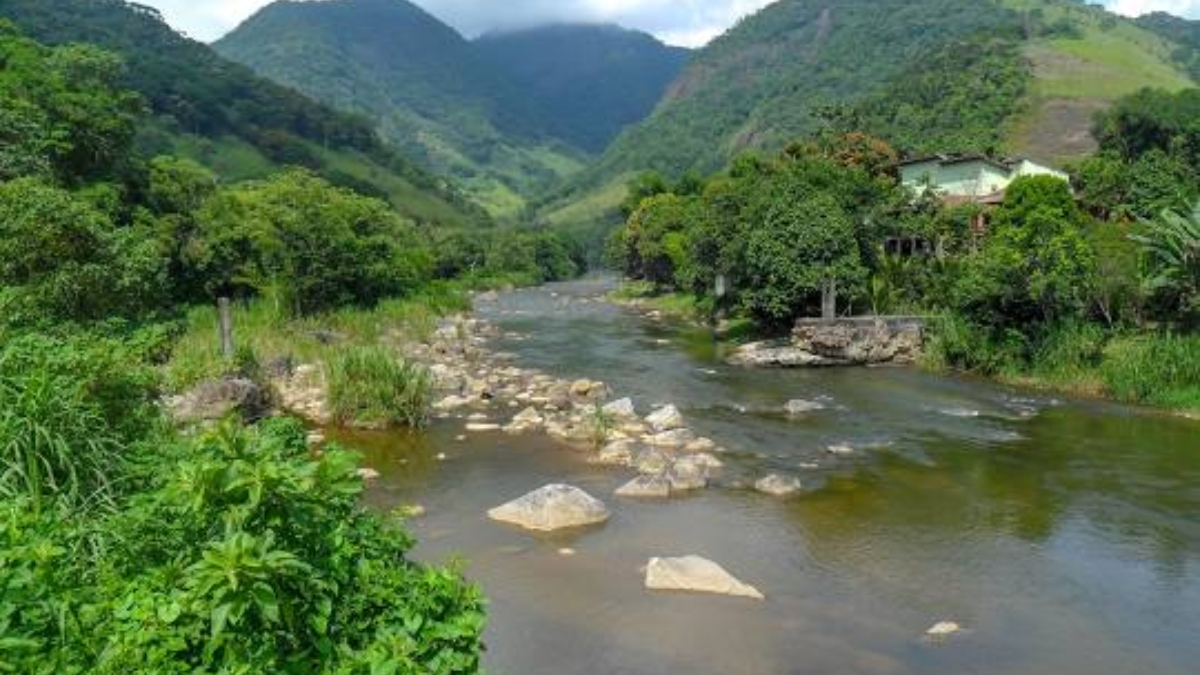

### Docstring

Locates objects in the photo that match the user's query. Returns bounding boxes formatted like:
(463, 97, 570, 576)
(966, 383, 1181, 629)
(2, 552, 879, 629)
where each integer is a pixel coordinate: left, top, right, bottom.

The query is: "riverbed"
(332, 277, 1200, 675)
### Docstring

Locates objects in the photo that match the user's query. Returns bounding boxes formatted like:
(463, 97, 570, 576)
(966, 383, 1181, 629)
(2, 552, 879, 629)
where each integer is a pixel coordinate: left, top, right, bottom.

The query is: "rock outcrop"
(487, 484, 610, 532)
(730, 317, 925, 368)
(644, 556, 764, 599)
(166, 378, 269, 424)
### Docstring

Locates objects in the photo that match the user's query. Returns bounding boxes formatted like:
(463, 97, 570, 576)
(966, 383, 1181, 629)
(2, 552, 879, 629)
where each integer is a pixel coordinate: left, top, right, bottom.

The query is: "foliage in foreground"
(0, 418, 485, 674)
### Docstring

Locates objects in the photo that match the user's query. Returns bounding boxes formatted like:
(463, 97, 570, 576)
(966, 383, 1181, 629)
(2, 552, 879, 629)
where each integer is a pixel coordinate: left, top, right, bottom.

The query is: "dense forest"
(216, 0, 689, 217)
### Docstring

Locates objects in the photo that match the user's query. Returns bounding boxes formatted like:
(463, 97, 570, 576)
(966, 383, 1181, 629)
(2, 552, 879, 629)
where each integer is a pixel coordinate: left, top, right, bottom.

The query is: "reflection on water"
(329, 278, 1200, 675)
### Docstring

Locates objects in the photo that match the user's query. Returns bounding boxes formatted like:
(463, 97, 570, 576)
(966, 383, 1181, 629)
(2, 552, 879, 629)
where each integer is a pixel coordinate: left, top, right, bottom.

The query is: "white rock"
(645, 428, 696, 448)
(755, 474, 802, 497)
(644, 556, 763, 599)
(487, 484, 610, 532)
(666, 458, 708, 491)
(646, 405, 685, 432)
(602, 397, 637, 419)
(827, 444, 855, 456)
(466, 423, 501, 432)
(590, 440, 637, 467)
(925, 621, 962, 638)
(634, 448, 673, 474)
(688, 452, 724, 469)
(357, 468, 381, 481)
(684, 437, 717, 453)
(784, 399, 826, 415)
(616, 475, 671, 498)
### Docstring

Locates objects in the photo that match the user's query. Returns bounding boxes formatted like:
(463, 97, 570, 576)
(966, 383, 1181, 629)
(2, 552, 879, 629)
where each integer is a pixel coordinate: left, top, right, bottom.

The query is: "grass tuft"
(327, 348, 433, 429)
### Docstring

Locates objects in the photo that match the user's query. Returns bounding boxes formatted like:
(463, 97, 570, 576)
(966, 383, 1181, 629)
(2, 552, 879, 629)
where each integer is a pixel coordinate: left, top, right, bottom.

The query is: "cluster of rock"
(730, 317, 925, 368)
(487, 483, 764, 600)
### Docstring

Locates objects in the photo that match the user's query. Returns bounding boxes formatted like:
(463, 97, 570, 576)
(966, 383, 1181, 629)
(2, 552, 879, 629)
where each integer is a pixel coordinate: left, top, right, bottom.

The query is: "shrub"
(327, 348, 433, 428)
(0, 420, 486, 674)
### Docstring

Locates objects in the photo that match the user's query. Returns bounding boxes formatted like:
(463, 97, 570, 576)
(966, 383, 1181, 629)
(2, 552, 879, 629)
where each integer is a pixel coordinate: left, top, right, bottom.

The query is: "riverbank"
(607, 281, 1200, 419)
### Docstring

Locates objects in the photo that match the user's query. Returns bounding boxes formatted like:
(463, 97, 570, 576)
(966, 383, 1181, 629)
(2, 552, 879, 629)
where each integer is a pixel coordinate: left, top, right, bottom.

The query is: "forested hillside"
(545, 0, 1196, 232)
(216, 0, 689, 218)
(0, 0, 487, 228)
(476, 24, 690, 154)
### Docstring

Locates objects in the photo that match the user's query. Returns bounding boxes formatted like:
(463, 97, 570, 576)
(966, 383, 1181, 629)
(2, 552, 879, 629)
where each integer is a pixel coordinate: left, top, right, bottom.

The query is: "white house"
(898, 155, 1070, 203)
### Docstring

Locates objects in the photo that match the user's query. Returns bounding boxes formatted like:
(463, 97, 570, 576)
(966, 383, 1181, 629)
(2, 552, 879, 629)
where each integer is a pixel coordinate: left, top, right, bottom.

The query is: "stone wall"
(729, 317, 925, 368)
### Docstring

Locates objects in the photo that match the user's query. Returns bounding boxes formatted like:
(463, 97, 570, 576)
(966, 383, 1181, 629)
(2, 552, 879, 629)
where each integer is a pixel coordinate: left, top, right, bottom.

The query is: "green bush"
(328, 348, 433, 429)
(0, 419, 486, 674)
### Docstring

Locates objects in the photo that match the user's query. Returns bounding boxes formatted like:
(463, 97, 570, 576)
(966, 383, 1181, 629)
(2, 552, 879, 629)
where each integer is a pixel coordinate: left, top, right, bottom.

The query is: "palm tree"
(1131, 204, 1200, 316)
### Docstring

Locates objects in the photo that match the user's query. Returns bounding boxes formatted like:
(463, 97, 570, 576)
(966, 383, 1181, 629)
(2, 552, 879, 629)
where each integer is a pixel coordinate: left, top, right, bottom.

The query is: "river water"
(333, 278, 1200, 675)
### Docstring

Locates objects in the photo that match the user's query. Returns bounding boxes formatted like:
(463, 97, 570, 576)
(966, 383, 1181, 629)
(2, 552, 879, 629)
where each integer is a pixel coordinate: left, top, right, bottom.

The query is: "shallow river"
(333, 278, 1200, 675)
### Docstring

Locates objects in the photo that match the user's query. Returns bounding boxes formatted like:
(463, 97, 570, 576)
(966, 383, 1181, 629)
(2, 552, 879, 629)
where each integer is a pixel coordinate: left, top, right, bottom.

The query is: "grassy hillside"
(1002, 0, 1195, 164)
(0, 0, 487, 229)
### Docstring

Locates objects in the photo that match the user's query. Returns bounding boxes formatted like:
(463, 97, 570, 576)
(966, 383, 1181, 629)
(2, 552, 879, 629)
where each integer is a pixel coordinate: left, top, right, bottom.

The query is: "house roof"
(897, 154, 1014, 173)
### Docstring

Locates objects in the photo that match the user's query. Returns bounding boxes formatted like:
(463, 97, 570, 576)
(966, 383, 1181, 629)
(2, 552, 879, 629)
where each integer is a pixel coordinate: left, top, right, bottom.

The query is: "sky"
(135, 0, 1200, 47)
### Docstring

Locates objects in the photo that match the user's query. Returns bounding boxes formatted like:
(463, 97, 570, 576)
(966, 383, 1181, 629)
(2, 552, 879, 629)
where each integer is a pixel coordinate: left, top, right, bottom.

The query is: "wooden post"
(218, 297, 234, 358)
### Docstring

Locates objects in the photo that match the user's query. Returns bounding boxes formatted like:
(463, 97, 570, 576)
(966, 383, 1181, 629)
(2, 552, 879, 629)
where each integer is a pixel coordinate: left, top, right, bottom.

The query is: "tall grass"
(327, 347, 433, 429)
(0, 335, 158, 513)
(165, 282, 470, 392)
(1102, 333, 1200, 410)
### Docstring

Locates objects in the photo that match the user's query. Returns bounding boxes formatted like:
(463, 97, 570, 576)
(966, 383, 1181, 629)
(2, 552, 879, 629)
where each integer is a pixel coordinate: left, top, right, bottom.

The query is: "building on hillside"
(892, 155, 1071, 249)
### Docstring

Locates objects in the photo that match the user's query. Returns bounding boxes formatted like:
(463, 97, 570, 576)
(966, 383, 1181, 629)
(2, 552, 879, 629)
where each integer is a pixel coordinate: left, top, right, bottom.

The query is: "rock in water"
(784, 399, 825, 415)
(644, 556, 764, 599)
(602, 397, 637, 419)
(616, 475, 671, 498)
(646, 405, 684, 431)
(755, 474, 802, 497)
(487, 484, 610, 532)
(666, 457, 708, 491)
(590, 440, 637, 467)
(925, 621, 962, 638)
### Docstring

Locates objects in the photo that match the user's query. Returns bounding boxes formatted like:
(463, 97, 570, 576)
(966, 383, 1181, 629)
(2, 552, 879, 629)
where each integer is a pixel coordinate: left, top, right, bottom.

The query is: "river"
(332, 277, 1200, 675)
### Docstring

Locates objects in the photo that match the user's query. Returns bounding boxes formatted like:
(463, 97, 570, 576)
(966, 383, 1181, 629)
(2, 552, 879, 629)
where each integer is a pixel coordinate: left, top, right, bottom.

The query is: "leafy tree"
(0, 178, 167, 327)
(953, 176, 1095, 330)
(191, 170, 431, 314)
(743, 193, 866, 324)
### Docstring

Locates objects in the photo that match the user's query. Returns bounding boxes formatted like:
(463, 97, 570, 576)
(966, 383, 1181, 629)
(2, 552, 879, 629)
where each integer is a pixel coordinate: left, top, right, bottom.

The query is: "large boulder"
(755, 474, 802, 497)
(487, 484, 610, 532)
(274, 364, 331, 424)
(634, 448, 673, 475)
(645, 405, 684, 432)
(168, 378, 268, 424)
(644, 556, 764, 599)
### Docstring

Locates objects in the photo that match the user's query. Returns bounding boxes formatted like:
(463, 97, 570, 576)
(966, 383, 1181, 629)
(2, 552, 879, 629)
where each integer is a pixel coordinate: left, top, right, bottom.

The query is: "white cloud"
(1105, 1, 1200, 18)
(134, 0, 776, 46)
(129, 0, 1200, 46)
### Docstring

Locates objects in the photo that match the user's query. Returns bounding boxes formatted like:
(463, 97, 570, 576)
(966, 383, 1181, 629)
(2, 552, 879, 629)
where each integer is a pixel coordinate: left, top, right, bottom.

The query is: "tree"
(953, 176, 1095, 330)
(743, 193, 866, 325)
(0, 178, 166, 327)
(1132, 203, 1200, 320)
(192, 170, 431, 314)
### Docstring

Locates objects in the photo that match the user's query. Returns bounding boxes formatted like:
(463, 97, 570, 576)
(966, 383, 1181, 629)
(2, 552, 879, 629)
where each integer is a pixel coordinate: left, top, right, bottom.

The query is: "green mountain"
(0, 0, 486, 229)
(546, 0, 1196, 229)
(214, 0, 689, 219)
(475, 24, 689, 154)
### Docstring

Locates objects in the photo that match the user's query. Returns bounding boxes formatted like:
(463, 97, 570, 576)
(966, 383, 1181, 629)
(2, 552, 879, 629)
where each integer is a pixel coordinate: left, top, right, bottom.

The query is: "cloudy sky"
(136, 0, 1200, 47)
